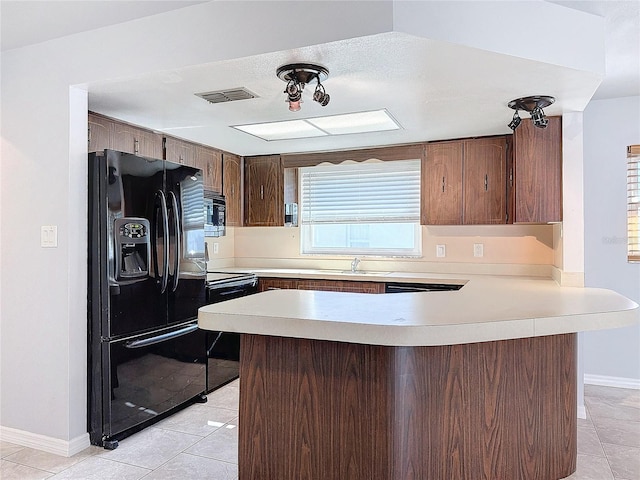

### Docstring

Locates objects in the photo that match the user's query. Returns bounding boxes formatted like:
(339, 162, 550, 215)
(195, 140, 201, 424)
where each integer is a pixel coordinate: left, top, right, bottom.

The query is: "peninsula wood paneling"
(239, 334, 577, 480)
(239, 335, 392, 480)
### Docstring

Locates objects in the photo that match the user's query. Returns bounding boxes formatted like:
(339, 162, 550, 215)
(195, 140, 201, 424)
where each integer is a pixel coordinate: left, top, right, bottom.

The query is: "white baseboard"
(584, 374, 640, 390)
(577, 405, 587, 419)
(0, 426, 90, 457)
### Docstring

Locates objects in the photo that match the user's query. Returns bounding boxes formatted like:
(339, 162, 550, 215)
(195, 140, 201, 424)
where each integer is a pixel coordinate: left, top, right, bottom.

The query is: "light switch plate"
(474, 243, 484, 257)
(41, 225, 58, 247)
(436, 244, 446, 258)
(213, 242, 219, 254)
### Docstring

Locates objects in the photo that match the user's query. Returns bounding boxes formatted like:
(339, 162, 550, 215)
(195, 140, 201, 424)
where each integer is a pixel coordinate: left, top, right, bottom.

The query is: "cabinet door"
(297, 279, 384, 294)
(88, 113, 112, 153)
(463, 137, 507, 224)
(512, 117, 562, 223)
(164, 136, 196, 166)
(223, 153, 243, 227)
(422, 141, 463, 225)
(245, 155, 283, 226)
(111, 122, 163, 159)
(196, 146, 222, 193)
(258, 278, 298, 292)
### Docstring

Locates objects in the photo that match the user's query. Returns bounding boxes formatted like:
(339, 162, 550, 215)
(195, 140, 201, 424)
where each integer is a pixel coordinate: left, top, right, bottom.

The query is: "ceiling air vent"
(195, 88, 258, 104)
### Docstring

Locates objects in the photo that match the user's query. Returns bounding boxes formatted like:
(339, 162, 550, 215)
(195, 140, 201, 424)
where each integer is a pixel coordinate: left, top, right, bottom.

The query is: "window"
(299, 159, 421, 256)
(628, 144, 640, 263)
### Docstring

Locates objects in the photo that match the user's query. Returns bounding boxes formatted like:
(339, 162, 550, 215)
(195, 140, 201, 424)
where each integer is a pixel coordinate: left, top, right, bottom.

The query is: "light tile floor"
(1, 381, 638, 479)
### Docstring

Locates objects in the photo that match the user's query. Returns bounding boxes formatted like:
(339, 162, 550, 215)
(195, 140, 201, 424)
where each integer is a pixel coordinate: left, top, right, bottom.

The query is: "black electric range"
(203, 272, 258, 392)
(206, 272, 258, 301)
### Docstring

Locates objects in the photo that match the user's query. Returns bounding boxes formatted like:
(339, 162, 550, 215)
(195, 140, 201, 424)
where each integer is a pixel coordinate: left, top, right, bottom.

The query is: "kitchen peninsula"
(198, 271, 639, 480)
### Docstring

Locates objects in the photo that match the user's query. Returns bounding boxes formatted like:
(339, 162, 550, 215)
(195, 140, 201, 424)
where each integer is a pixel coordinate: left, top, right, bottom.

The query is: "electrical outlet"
(436, 244, 446, 258)
(474, 243, 484, 257)
(213, 242, 219, 254)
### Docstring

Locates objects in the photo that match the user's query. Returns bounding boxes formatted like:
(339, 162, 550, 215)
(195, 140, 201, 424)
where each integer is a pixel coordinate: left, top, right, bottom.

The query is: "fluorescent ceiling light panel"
(307, 110, 400, 135)
(233, 109, 401, 141)
(233, 119, 327, 141)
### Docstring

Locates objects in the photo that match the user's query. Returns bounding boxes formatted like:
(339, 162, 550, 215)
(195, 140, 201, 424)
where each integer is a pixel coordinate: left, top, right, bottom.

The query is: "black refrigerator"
(88, 149, 207, 449)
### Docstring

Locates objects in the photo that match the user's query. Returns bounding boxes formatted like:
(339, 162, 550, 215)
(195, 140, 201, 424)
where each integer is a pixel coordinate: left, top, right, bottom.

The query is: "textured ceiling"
(2, 1, 637, 156)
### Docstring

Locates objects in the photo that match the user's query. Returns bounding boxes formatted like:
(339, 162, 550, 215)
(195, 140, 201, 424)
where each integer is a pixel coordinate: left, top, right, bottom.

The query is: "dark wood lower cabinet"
(239, 333, 577, 480)
(258, 277, 385, 294)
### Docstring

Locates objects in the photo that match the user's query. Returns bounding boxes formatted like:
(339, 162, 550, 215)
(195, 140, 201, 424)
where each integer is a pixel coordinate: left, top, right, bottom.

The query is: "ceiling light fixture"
(277, 63, 330, 112)
(508, 111, 522, 131)
(507, 95, 555, 130)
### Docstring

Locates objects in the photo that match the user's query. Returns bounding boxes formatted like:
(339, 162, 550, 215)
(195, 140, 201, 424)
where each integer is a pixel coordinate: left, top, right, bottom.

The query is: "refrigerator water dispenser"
(114, 218, 150, 281)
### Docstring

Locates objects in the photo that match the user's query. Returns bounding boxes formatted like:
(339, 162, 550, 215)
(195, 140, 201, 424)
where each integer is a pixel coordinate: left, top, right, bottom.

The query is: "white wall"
(583, 96, 640, 384)
(394, 0, 605, 76)
(0, 1, 393, 451)
(0, 0, 620, 454)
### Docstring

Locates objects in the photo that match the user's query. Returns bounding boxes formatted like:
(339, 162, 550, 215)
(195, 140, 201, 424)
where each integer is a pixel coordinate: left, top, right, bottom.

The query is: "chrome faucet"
(350, 257, 361, 273)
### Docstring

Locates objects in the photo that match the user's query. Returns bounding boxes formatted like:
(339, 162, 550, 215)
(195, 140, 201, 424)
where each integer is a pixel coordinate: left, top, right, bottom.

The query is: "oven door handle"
(124, 324, 198, 349)
(213, 287, 253, 299)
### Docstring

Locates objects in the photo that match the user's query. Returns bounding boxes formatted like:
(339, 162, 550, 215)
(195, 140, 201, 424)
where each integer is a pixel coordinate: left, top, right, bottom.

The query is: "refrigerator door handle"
(124, 323, 199, 349)
(168, 191, 181, 292)
(154, 190, 170, 294)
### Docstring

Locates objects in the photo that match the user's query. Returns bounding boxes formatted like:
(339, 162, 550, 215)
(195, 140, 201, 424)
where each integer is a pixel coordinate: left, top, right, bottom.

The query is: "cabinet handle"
(509, 168, 513, 188)
(207, 164, 212, 176)
(134, 138, 140, 155)
(442, 176, 445, 193)
(232, 185, 235, 196)
(260, 185, 264, 200)
(484, 174, 488, 192)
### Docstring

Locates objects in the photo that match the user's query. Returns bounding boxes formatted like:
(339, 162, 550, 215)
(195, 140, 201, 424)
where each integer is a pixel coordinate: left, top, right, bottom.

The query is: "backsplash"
(208, 224, 557, 277)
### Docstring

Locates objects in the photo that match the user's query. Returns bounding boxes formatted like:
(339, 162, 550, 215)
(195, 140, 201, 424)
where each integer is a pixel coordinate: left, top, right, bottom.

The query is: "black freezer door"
(98, 322, 206, 441)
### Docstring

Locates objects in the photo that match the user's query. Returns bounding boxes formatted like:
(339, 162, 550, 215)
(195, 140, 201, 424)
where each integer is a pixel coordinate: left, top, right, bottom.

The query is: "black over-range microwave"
(204, 193, 225, 237)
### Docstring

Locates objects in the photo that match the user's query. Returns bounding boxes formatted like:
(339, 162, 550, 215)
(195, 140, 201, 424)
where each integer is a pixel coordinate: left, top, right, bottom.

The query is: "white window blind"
(299, 159, 421, 256)
(628, 144, 640, 262)
(300, 159, 421, 224)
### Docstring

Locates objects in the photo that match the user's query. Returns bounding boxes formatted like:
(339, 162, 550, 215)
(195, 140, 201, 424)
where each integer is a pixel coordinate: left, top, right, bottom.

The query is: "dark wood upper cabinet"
(88, 112, 163, 159)
(164, 136, 196, 166)
(90, 111, 561, 228)
(244, 155, 284, 227)
(422, 137, 507, 225)
(223, 153, 243, 226)
(463, 137, 507, 225)
(422, 141, 464, 225)
(88, 113, 111, 153)
(111, 121, 163, 159)
(195, 145, 222, 193)
(511, 117, 562, 223)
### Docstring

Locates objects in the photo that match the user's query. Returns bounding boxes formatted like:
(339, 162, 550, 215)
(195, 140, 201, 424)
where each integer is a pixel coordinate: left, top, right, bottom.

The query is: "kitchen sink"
(340, 270, 391, 276)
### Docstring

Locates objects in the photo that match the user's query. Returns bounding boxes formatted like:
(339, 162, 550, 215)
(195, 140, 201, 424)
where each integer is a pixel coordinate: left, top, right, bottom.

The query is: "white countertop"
(198, 270, 639, 346)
